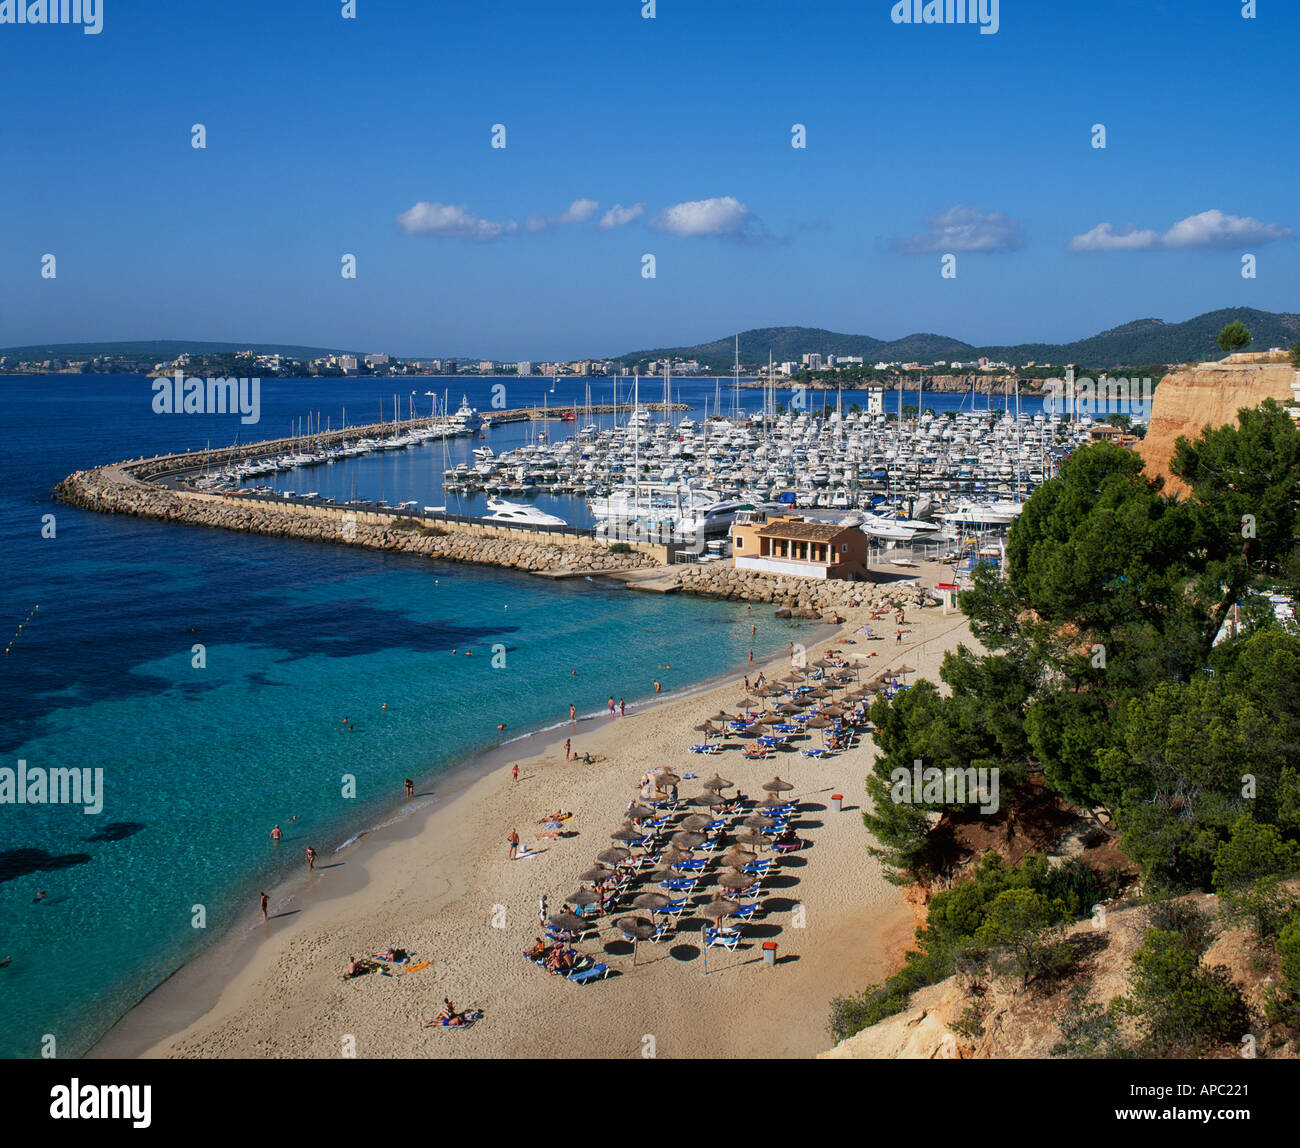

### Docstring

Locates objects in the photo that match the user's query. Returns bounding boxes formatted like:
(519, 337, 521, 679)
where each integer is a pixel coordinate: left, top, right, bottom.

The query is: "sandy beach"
(93, 565, 974, 1060)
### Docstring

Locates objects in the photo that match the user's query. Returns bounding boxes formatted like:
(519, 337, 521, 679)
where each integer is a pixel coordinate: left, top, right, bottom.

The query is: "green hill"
(615, 308, 1300, 372)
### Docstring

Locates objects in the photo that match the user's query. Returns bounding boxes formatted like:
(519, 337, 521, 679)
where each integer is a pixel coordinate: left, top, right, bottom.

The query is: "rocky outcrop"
(1137, 352, 1297, 496)
(55, 466, 657, 575)
(820, 888, 1298, 1059)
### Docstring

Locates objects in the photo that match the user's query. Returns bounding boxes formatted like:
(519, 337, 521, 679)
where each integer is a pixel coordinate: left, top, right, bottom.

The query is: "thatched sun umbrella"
(548, 912, 585, 933)
(670, 831, 706, 849)
(700, 898, 739, 922)
(611, 827, 646, 845)
(762, 777, 794, 793)
(626, 804, 657, 821)
(597, 847, 630, 865)
(703, 774, 734, 791)
(655, 771, 681, 788)
(777, 703, 803, 716)
(569, 889, 600, 907)
(679, 814, 712, 831)
(735, 829, 767, 849)
(742, 813, 775, 830)
(632, 892, 671, 911)
(616, 915, 657, 966)
(806, 716, 833, 730)
(580, 866, 615, 883)
(717, 869, 755, 891)
(720, 847, 757, 869)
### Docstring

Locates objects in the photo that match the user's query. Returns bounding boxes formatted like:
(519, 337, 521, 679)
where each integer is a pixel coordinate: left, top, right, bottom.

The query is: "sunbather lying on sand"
(425, 998, 466, 1026)
(371, 946, 406, 962)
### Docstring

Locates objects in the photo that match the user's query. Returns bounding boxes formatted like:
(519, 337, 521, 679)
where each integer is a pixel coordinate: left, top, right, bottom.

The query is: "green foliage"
(1264, 914, 1300, 1039)
(607, 542, 632, 554)
(1051, 985, 1129, 1058)
(1115, 928, 1249, 1055)
(1290, 341, 1300, 370)
(1145, 893, 1218, 956)
(974, 888, 1073, 986)
(829, 853, 1107, 1040)
(1217, 321, 1252, 354)
(949, 1003, 986, 1039)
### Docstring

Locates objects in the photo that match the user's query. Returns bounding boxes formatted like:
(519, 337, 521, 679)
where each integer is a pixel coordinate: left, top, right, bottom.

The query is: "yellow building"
(731, 515, 870, 581)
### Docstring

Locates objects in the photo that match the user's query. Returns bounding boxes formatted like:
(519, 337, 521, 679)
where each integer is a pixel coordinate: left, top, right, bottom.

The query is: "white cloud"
(892, 205, 1025, 254)
(397, 202, 517, 240)
(556, 198, 600, 225)
(1068, 209, 1293, 252)
(523, 198, 602, 234)
(650, 196, 754, 238)
(597, 202, 646, 229)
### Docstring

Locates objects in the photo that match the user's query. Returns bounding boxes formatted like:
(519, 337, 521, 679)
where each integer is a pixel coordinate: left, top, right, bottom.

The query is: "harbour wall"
(55, 465, 664, 574)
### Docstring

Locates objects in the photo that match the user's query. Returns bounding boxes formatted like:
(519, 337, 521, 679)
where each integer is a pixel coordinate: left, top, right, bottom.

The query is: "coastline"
(89, 575, 971, 1060)
(86, 627, 835, 1059)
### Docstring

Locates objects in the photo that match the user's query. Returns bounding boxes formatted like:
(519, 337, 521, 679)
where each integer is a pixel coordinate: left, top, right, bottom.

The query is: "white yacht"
(451, 395, 483, 431)
(483, 498, 567, 527)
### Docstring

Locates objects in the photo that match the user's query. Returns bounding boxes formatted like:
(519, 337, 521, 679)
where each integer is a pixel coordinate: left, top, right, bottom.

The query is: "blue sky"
(1, 0, 1296, 359)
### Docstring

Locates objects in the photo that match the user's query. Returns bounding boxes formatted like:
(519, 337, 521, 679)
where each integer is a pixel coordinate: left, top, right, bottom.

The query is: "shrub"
(608, 542, 632, 554)
(1116, 928, 1249, 1055)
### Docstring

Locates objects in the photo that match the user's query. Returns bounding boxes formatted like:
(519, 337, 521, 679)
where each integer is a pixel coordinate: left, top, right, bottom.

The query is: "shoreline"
(87, 568, 969, 1060)
(86, 626, 834, 1059)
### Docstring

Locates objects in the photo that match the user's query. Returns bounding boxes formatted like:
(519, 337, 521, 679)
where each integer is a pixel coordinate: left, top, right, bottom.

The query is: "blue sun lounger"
(567, 962, 611, 985)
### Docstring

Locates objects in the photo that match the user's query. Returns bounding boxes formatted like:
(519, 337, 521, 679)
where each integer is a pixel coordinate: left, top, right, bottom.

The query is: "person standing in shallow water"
(260, 891, 269, 921)
(270, 824, 282, 842)
(305, 846, 317, 871)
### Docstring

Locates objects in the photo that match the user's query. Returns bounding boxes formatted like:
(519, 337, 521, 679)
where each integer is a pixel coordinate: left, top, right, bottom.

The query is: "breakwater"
(56, 464, 661, 574)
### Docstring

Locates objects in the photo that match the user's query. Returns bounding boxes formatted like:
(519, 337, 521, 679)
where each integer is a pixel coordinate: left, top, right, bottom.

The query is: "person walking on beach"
(895, 629, 903, 645)
(404, 778, 414, 798)
(538, 895, 548, 927)
(305, 845, 317, 871)
(569, 704, 576, 722)
(507, 829, 520, 861)
(788, 641, 794, 659)
(618, 698, 625, 717)
(748, 649, 754, 664)
(608, 696, 615, 715)
(260, 891, 269, 921)
(751, 624, 757, 638)
(564, 737, 572, 761)
(654, 680, 661, 696)
(512, 763, 519, 782)
(270, 824, 282, 842)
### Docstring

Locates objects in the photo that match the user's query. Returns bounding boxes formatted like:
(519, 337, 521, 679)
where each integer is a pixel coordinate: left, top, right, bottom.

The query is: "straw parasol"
(703, 775, 734, 791)
(720, 847, 757, 868)
(735, 829, 767, 848)
(616, 915, 657, 965)
(569, 889, 600, 907)
(717, 870, 755, 890)
(777, 703, 803, 716)
(751, 685, 775, 697)
(670, 831, 706, 849)
(679, 814, 712, 831)
(762, 777, 794, 793)
(579, 866, 615, 883)
(548, 913, 585, 932)
(631, 892, 671, 911)
(597, 847, 630, 864)
(655, 771, 681, 787)
(611, 827, 646, 845)
(760, 794, 791, 809)
(626, 805, 657, 821)
(742, 813, 775, 829)
(699, 898, 739, 921)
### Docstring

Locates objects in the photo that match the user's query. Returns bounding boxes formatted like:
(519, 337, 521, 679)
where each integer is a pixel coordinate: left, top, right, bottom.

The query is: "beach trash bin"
(762, 941, 777, 966)
(831, 793, 843, 812)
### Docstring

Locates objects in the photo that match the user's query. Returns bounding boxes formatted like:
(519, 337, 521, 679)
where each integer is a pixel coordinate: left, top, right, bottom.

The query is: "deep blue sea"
(0, 373, 1024, 1059)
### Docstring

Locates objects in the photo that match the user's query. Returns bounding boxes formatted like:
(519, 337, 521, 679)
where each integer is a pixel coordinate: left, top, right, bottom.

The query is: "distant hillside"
(0, 340, 363, 361)
(616, 308, 1300, 372)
